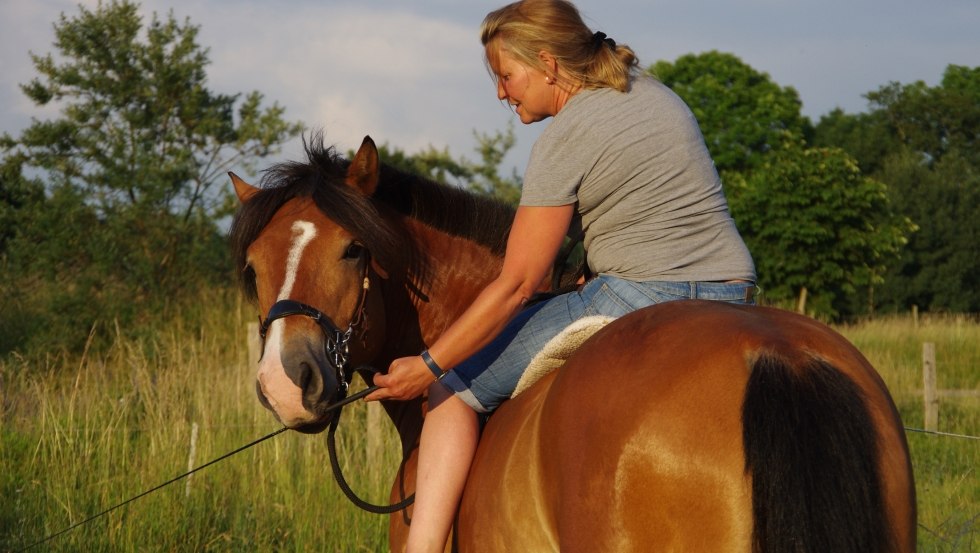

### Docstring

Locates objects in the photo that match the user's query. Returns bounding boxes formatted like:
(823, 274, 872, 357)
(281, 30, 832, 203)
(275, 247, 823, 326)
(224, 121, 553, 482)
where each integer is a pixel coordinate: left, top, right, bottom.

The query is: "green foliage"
(465, 125, 523, 205)
(874, 149, 980, 312)
(811, 108, 896, 175)
(868, 65, 980, 166)
(814, 64, 980, 313)
(0, 0, 302, 356)
(649, 51, 811, 174)
(728, 139, 914, 318)
(0, 154, 44, 253)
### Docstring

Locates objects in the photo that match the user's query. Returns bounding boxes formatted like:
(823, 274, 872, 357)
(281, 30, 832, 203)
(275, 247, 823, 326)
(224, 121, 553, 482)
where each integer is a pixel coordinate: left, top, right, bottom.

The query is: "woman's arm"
(366, 203, 575, 402)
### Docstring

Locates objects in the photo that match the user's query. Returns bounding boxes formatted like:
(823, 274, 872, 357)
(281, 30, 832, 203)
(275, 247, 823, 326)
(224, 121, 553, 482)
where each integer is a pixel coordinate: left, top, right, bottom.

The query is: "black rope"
(326, 385, 416, 514)
(904, 426, 980, 440)
(16, 426, 288, 552)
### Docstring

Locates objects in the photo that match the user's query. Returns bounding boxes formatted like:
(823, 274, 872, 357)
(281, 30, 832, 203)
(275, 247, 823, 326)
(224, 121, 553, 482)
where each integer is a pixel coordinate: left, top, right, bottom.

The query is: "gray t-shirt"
(521, 76, 756, 282)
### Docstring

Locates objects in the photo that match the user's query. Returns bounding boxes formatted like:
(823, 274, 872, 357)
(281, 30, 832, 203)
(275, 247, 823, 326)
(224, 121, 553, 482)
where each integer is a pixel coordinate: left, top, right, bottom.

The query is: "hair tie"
(592, 31, 616, 51)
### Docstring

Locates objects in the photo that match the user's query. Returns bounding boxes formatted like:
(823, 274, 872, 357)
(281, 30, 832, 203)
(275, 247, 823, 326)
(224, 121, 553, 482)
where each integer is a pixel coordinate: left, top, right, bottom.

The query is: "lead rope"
(326, 380, 416, 514)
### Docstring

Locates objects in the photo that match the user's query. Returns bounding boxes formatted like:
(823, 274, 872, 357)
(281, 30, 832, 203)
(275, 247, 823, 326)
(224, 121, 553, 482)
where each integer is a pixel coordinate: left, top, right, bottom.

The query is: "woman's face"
(491, 49, 555, 124)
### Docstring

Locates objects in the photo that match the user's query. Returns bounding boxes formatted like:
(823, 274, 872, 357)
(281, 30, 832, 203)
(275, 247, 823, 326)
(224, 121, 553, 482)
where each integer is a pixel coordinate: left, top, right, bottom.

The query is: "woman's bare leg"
(405, 383, 480, 553)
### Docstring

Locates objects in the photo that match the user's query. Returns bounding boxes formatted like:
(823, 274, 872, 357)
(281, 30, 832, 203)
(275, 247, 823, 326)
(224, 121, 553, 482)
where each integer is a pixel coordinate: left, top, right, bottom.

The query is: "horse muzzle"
(255, 331, 345, 433)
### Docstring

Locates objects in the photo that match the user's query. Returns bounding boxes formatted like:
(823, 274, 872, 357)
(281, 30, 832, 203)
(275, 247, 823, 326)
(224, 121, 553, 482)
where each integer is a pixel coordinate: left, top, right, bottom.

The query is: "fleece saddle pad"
(511, 315, 617, 398)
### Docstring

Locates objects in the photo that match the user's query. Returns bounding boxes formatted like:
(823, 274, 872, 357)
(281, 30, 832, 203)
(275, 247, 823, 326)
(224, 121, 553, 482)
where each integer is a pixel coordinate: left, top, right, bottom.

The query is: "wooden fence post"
(796, 286, 808, 314)
(185, 422, 199, 498)
(922, 342, 938, 432)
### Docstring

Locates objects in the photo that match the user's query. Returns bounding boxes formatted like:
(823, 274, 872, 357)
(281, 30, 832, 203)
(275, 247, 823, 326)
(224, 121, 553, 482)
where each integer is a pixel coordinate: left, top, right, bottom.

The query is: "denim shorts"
(439, 275, 756, 413)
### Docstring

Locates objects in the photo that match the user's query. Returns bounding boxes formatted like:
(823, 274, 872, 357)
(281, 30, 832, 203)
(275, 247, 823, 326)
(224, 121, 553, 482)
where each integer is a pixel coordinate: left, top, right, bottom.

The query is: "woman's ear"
(538, 50, 558, 75)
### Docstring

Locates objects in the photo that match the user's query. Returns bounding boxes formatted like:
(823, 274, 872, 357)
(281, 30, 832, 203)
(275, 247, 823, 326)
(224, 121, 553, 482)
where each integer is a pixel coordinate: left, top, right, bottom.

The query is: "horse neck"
(373, 216, 505, 456)
(403, 217, 506, 344)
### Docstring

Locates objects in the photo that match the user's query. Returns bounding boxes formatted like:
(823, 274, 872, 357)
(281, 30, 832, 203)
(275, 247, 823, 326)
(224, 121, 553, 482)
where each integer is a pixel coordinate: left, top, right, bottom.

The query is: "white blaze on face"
(277, 221, 317, 302)
(257, 220, 317, 425)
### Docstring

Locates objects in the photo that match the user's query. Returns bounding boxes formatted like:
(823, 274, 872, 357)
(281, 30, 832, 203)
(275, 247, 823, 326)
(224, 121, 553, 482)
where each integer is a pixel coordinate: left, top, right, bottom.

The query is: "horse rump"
(741, 353, 894, 553)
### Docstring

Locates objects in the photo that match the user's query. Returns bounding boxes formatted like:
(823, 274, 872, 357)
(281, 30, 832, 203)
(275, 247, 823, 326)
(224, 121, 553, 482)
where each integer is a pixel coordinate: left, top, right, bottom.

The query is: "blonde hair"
(481, 0, 639, 92)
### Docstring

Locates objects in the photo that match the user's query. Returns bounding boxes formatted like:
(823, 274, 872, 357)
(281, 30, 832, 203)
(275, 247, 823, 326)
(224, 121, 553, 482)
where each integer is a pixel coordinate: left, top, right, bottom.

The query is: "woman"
(366, 1, 756, 550)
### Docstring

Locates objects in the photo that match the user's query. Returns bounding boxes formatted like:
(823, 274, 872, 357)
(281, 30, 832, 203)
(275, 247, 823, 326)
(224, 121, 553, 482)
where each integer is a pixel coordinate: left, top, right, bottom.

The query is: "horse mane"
(229, 132, 515, 300)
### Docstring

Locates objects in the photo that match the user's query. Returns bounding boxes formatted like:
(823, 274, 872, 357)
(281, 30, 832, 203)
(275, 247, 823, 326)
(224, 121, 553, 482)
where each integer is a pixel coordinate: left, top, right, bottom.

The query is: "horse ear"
(229, 172, 260, 203)
(346, 136, 380, 196)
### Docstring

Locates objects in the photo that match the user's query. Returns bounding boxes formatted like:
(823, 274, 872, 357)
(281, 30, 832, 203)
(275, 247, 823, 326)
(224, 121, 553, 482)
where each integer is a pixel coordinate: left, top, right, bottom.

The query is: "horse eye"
(344, 243, 365, 260)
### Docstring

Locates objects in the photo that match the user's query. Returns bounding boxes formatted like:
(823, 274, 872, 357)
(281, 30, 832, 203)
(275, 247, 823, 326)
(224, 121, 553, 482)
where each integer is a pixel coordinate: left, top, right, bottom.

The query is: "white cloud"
(146, 2, 494, 159)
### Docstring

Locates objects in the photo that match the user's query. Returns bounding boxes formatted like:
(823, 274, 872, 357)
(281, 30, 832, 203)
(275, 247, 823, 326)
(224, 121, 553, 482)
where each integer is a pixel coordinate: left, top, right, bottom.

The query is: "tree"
(0, 0, 302, 355)
(727, 139, 914, 318)
(868, 66, 980, 166)
(0, 154, 43, 254)
(12, 0, 302, 218)
(811, 108, 896, 175)
(874, 148, 980, 312)
(813, 64, 980, 313)
(465, 124, 523, 205)
(650, 51, 811, 174)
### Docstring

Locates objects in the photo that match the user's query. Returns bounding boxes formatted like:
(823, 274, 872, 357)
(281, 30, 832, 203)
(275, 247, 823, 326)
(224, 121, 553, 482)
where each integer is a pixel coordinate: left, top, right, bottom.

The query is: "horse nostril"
(279, 341, 329, 403)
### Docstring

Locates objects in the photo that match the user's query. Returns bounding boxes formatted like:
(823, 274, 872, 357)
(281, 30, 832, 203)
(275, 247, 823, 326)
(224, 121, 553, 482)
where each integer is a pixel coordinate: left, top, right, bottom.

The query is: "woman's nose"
(496, 81, 507, 101)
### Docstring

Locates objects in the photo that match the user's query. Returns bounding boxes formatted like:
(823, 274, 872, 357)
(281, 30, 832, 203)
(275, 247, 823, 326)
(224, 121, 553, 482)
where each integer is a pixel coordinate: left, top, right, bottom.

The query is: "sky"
(1, 0, 977, 178)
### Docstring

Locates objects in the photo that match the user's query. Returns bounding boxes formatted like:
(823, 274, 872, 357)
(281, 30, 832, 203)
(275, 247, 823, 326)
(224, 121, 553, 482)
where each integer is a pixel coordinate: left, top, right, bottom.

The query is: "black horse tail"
(742, 353, 893, 553)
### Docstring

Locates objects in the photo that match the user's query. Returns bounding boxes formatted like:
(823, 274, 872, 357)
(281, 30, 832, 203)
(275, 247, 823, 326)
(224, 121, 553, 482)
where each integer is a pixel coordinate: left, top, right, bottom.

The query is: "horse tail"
(741, 353, 893, 553)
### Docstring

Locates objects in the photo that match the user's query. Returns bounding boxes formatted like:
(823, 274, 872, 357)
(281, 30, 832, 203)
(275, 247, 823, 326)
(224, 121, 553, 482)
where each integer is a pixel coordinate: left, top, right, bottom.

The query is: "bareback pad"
(511, 315, 616, 398)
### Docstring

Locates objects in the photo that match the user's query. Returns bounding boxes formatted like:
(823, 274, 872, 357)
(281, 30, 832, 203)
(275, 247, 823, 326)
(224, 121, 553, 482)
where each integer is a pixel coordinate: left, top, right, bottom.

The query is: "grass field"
(1, 295, 976, 552)
(837, 314, 979, 551)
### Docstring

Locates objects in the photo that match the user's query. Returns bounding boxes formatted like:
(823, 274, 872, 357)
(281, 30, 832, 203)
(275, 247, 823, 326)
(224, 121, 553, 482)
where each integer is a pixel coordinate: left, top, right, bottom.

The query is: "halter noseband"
(256, 255, 372, 396)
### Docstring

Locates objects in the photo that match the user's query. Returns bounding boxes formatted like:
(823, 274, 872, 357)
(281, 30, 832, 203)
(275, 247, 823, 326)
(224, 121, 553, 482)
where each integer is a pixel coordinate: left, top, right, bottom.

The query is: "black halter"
(257, 258, 371, 395)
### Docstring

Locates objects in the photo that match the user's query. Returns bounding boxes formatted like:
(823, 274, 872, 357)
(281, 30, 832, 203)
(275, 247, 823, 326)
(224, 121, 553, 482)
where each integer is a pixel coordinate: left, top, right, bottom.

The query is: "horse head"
(229, 136, 394, 433)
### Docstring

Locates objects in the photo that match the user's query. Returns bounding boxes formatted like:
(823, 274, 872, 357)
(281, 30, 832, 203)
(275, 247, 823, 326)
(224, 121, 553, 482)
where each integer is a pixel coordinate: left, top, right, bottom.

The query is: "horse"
(228, 133, 916, 552)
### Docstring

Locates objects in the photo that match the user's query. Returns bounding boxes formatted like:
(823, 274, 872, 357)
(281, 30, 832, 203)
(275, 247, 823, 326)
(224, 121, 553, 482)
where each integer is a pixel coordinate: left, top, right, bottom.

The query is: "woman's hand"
(366, 355, 436, 402)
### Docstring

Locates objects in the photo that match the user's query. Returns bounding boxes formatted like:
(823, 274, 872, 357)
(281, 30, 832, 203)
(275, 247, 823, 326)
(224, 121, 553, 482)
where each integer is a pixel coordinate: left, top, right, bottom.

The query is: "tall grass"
(1, 299, 977, 551)
(1, 290, 401, 552)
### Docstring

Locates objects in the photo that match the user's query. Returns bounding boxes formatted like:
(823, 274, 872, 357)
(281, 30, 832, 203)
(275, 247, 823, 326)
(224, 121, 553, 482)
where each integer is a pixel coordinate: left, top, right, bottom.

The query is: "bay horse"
(229, 133, 916, 552)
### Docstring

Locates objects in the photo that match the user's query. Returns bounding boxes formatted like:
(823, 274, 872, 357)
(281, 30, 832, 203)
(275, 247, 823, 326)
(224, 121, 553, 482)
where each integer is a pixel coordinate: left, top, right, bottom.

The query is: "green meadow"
(1, 296, 976, 551)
